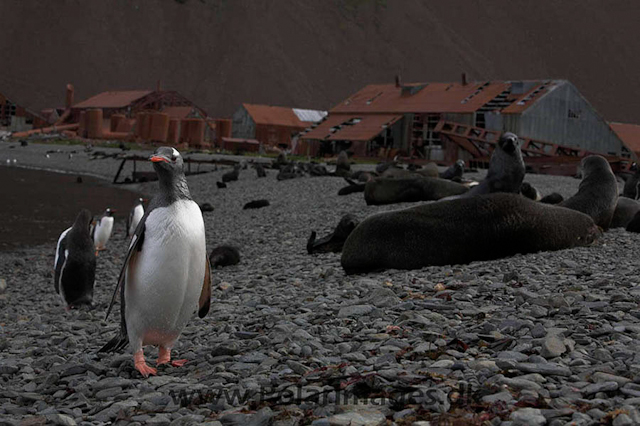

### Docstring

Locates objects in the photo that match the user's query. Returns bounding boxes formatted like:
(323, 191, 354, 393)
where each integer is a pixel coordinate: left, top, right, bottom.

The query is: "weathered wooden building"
(232, 103, 326, 150)
(0, 91, 47, 132)
(298, 79, 634, 163)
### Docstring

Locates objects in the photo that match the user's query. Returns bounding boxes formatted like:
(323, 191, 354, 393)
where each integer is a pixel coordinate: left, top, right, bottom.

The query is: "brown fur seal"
(462, 132, 525, 197)
(440, 160, 465, 180)
(626, 210, 640, 233)
(209, 245, 240, 268)
(335, 151, 351, 177)
(560, 155, 618, 230)
(222, 165, 240, 182)
(341, 193, 600, 274)
(364, 176, 469, 205)
(540, 193, 564, 205)
(520, 182, 542, 201)
(622, 164, 639, 199)
(307, 214, 359, 254)
(611, 197, 640, 228)
(415, 162, 439, 178)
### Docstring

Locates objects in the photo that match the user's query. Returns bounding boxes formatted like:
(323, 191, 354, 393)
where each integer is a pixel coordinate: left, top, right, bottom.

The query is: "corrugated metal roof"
(610, 122, 640, 157)
(293, 108, 327, 123)
(243, 103, 309, 128)
(73, 90, 153, 109)
(501, 82, 558, 114)
(331, 80, 562, 114)
(301, 114, 401, 141)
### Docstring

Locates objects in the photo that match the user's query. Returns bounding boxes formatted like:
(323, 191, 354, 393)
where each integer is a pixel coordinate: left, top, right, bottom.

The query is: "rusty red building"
(232, 103, 326, 150)
(298, 78, 636, 169)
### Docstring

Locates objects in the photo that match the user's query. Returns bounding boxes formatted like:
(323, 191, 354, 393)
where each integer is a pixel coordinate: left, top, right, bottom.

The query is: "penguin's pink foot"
(134, 351, 157, 378)
(157, 347, 187, 367)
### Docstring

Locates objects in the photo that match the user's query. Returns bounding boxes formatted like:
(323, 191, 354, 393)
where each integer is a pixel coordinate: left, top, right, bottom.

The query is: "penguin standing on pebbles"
(54, 209, 96, 309)
(92, 208, 115, 254)
(100, 146, 212, 378)
(127, 198, 145, 237)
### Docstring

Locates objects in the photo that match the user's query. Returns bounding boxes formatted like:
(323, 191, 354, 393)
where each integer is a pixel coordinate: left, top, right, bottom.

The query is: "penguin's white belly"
(129, 205, 144, 235)
(125, 200, 206, 347)
(94, 217, 114, 248)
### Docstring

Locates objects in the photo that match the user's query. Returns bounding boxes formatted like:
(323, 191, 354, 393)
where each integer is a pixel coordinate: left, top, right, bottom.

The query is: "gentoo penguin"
(100, 146, 211, 378)
(93, 208, 115, 254)
(127, 198, 145, 237)
(54, 209, 96, 309)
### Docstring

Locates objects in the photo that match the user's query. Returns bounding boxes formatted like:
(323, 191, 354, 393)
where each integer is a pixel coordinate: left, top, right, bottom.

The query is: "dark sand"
(0, 166, 143, 251)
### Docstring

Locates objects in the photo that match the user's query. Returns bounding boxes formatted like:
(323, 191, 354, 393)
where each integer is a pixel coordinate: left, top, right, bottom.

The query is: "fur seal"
(209, 245, 241, 268)
(626, 210, 640, 233)
(307, 214, 359, 254)
(100, 147, 211, 378)
(560, 155, 618, 230)
(216, 181, 227, 189)
(243, 199, 270, 209)
(253, 163, 267, 178)
(539, 193, 564, 205)
(342, 193, 600, 274)
(462, 132, 525, 197)
(335, 151, 351, 177)
(364, 177, 468, 205)
(440, 160, 465, 180)
(222, 165, 240, 183)
(622, 164, 639, 199)
(610, 197, 640, 228)
(520, 182, 542, 201)
(415, 162, 439, 178)
(54, 209, 96, 308)
(338, 179, 366, 196)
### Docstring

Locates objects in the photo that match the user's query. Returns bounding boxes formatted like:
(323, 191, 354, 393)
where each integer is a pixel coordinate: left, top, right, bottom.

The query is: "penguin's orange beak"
(150, 155, 169, 163)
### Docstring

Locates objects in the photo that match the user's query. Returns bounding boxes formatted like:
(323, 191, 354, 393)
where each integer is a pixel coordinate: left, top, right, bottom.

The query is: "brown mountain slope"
(1, 0, 640, 123)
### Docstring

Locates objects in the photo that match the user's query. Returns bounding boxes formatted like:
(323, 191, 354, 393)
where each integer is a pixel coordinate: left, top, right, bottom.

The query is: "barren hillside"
(1, 0, 639, 122)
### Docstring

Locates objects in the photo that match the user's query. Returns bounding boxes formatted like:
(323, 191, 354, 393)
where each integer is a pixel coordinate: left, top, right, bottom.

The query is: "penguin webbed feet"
(157, 347, 187, 368)
(134, 351, 157, 378)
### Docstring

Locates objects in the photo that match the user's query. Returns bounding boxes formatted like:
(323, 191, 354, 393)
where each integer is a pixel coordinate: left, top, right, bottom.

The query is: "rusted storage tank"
(150, 112, 170, 143)
(78, 111, 87, 138)
(86, 108, 103, 139)
(110, 114, 125, 132)
(168, 119, 180, 144)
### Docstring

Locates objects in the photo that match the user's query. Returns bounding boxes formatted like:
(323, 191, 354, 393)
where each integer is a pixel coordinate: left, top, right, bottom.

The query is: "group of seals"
(341, 193, 600, 274)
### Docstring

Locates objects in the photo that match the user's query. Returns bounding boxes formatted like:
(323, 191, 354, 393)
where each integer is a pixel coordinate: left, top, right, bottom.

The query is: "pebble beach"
(2, 142, 640, 425)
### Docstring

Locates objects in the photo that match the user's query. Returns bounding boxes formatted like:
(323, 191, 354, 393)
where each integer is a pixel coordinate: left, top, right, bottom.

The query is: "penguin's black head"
(75, 209, 93, 229)
(150, 146, 183, 172)
(105, 208, 115, 217)
(498, 132, 519, 154)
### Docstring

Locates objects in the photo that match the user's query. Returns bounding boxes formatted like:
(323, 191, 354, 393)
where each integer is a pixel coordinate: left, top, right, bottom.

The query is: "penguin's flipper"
(54, 229, 70, 294)
(100, 218, 147, 353)
(198, 255, 212, 318)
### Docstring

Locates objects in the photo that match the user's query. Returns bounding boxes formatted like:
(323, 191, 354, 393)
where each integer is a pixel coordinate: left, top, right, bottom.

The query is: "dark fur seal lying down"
(243, 199, 270, 209)
(611, 197, 640, 228)
(209, 245, 240, 268)
(364, 177, 468, 205)
(341, 193, 600, 275)
(307, 214, 359, 254)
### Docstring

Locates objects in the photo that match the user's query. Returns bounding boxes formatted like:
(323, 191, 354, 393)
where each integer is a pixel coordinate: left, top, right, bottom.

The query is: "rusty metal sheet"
(243, 103, 310, 128)
(610, 122, 640, 159)
(327, 114, 402, 141)
(162, 106, 194, 119)
(331, 82, 511, 114)
(299, 115, 351, 140)
(501, 82, 557, 114)
(73, 90, 153, 109)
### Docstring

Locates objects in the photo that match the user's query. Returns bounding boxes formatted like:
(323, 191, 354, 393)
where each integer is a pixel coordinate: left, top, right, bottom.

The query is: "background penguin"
(127, 198, 145, 238)
(54, 209, 96, 309)
(92, 208, 115, 254)
(100, 146, 211, 378)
